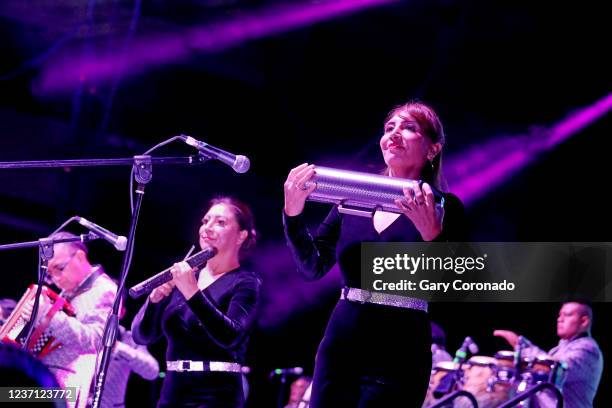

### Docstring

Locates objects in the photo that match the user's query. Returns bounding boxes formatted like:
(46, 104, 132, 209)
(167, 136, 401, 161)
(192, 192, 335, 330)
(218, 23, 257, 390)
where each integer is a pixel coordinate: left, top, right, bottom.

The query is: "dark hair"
(48, 231, 89, 255)
(1, 343, 60, 389)
(384, 100, 447, 190)
(562, 300, 594, 330)
(205, 197, 257, 257)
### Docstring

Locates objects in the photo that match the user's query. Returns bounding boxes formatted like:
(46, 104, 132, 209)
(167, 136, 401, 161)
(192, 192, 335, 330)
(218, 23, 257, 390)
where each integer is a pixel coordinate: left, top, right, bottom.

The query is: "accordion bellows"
(0, 284, 73, 358)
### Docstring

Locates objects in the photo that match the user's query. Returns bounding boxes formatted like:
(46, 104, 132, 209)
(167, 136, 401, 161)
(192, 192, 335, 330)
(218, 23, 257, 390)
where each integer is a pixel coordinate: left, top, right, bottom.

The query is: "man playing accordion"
(5, 231, 117, 408)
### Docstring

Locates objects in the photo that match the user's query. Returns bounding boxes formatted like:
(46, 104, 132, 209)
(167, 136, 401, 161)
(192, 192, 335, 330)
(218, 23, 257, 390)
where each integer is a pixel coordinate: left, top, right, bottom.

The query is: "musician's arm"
(185, 273, 260, 348)
(554, 339, 602, 385)
(114, 331, 160, 380)
(513, 336, 547, 360)
(46, 279, 116, 352)
(131, 295, 170, 345)
(432, 193, 469, 242)
(283, 206, 341, 281)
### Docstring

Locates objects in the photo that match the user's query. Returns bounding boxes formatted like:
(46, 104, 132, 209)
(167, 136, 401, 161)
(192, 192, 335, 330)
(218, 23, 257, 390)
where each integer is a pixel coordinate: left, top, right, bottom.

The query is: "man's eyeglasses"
(48, 252, 77, 275)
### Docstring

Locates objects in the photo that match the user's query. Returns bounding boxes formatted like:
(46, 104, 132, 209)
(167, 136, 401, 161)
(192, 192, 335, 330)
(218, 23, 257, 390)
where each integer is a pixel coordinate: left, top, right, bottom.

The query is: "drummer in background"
(494, 301, 603, 408)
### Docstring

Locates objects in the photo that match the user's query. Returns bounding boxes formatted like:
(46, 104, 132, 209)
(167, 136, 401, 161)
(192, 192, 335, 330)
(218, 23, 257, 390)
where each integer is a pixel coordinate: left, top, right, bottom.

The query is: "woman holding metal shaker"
(283, 101, 468, 406)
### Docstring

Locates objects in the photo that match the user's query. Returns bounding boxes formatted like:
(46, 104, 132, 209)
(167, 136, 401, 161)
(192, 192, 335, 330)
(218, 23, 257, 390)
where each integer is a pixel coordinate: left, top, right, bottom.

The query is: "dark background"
(1, 0, 609, 406)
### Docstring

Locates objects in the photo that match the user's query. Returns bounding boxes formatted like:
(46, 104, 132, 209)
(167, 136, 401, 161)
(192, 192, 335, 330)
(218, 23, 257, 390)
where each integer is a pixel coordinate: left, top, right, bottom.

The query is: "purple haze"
(36, 0, 398, 94)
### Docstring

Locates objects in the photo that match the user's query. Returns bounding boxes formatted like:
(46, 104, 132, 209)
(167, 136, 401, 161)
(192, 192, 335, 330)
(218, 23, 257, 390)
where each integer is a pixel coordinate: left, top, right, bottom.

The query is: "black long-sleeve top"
(131, 267, 261, 364)
(283, 193, 468, 287)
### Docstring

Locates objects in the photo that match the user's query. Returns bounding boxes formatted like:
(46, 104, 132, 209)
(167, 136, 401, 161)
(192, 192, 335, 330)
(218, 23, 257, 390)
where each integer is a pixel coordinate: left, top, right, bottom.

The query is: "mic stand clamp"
(134, 155, 153, 184)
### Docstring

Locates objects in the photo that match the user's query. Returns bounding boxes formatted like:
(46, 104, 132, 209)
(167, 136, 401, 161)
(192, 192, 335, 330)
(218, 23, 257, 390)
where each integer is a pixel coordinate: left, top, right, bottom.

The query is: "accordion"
(0, 284, 74, 358)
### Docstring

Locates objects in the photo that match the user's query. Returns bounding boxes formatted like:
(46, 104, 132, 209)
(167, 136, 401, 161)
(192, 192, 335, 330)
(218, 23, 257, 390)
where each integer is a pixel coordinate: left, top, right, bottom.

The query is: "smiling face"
(380, 112, 439, 179)
(199, 203, 247, 259)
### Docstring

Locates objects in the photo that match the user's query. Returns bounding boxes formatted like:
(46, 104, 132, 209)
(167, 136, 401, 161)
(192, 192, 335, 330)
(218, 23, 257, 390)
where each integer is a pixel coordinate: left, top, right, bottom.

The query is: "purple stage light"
(446, 92, 612, 205)
(36, 0, 398, 94)
(251, 243, 341, 328)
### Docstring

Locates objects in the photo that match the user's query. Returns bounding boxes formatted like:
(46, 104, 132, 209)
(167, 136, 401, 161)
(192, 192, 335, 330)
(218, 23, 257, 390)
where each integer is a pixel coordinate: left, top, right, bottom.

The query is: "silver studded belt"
(341, 287, 428, 312)
(166, 360, 242, 373)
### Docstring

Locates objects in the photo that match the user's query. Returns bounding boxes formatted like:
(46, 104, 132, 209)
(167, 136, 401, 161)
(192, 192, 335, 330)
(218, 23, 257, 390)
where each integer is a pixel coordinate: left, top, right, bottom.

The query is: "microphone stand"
(0, 155, 207, 365)
(434, 338, 475, 399)
(0, 155, 208, 170)
(514, 336, 526, 384)
(89, 151, 215, 407)
(90, 155, 153, 408)
(0, 137, 234, 407)
(276, 373, 289, 408)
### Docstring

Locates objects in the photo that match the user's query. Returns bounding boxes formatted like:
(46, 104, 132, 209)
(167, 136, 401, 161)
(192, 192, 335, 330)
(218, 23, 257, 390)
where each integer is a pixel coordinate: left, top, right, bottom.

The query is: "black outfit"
(283, 193, 467, 407)
(132, 267, 261, 408)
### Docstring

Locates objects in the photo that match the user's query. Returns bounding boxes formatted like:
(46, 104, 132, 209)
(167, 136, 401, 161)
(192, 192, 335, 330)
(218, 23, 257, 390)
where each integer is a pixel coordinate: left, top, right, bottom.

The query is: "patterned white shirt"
(96, 326, 159, 408)
(43, 266, 117, 408)
(522, 333, 603, 408)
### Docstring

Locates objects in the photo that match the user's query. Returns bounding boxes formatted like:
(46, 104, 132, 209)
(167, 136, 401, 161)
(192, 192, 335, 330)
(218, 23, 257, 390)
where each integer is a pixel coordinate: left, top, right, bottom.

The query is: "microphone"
(514, 335, 529, 375)
(128, 247, 218, 298)
(76, 217, 127, 251)
(434, 337, 478, 398)
(43, 233, 101, 284)
(179, 135, 250, 173)
(269, 367, 303, 379)
(453, 336, 479, 364)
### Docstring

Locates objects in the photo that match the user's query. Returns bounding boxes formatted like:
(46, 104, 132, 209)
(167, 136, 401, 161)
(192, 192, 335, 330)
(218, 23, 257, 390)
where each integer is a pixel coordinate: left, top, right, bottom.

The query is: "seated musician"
(494, 301, 603, 408)
(19, 231, 117, 408)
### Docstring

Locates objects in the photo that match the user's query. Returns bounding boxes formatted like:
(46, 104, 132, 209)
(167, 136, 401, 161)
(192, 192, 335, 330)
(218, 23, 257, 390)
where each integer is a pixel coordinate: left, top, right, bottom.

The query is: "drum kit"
(423, 350, 566, 407)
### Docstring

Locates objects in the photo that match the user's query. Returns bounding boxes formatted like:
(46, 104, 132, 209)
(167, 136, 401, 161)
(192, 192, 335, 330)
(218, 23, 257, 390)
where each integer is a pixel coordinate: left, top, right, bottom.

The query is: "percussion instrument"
(423, 349, 567, 408)
(494, 350, 529, 383)
(0, 284, 74, 358)
(422, 361, 459, 406)
(525, 354, 566, 386)
(458, 356, 513, 408)
(305, 166, 444, 217)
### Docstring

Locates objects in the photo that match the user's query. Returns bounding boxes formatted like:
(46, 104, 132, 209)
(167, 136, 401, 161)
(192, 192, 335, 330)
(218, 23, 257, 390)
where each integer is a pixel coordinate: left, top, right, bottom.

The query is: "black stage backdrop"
(1, 0, 609, 406)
